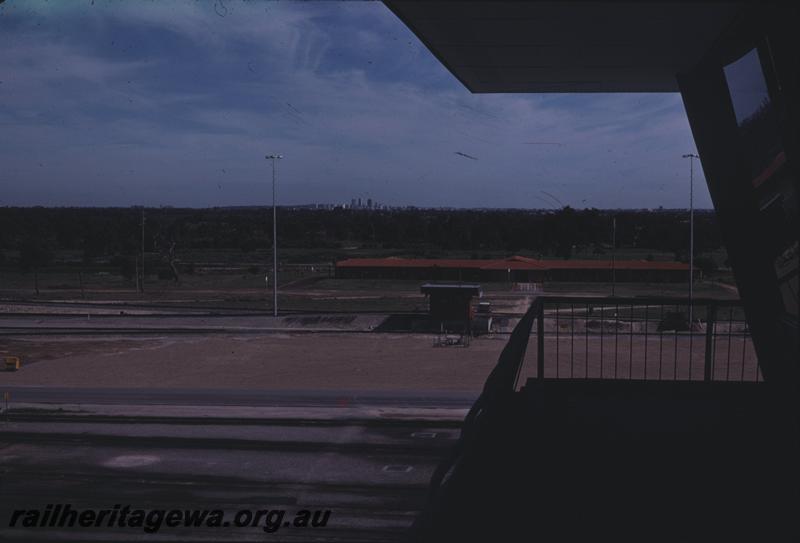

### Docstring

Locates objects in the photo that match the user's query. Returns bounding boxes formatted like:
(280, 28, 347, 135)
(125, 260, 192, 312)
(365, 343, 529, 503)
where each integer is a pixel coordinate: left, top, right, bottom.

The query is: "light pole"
(683, 153, 699, 327)
(140, 208, 145, 294)
(611, 215, 617, 297)
(266, 154, 283, 316)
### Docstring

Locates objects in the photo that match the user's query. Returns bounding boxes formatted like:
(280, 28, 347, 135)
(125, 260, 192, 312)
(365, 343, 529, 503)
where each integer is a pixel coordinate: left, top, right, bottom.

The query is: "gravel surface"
(0, 333, 507, 391)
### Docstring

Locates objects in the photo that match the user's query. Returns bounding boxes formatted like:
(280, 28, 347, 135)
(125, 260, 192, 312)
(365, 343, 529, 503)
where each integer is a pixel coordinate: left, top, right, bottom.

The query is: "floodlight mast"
(682, 153, 699, 327)
(266, 154, 283, 317)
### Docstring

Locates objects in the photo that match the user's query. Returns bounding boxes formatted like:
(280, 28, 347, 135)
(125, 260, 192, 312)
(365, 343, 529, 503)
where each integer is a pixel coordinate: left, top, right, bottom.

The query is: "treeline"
(0, 206, 721, 264)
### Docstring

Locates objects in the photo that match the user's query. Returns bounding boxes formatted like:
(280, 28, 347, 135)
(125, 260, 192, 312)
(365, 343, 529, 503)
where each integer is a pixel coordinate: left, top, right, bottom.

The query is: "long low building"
(335, 255, 693, 283)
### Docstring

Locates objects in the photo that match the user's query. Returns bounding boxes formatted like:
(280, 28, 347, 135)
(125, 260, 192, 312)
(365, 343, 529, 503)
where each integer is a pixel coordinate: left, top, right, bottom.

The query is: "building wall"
(429, 292, 473, 322)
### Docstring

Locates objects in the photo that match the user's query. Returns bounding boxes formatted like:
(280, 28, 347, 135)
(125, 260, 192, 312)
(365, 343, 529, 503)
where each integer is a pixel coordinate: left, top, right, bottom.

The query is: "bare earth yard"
(0, 333, 507, 391)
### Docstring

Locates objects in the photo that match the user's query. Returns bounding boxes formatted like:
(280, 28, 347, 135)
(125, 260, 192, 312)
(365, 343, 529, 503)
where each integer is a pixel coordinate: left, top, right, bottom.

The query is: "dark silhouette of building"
(385, 2, 798, 541)
(420, 283, 481, 322)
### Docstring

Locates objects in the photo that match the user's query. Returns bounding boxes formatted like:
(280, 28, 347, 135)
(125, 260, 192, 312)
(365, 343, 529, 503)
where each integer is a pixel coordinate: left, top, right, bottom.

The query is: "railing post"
(537, 300, 545, 379)
(704, 303, 716, 381)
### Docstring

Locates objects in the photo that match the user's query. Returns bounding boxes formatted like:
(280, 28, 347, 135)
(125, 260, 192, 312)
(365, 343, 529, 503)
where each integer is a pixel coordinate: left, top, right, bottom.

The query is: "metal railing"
(527, 296, 761, 383)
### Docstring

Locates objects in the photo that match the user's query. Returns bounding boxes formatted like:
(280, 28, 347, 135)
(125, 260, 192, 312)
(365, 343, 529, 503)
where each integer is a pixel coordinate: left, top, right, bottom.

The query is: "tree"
(19, 236, 53, 296)
(154, 233, 180, 283)
(110, 255, 135, 282)
(694, 256, 718, 277)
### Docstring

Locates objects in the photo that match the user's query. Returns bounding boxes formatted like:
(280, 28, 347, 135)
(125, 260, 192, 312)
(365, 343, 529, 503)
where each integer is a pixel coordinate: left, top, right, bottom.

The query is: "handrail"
(420, 298, 542, 514)
(416, 294, 759, 539)
(532, 296, 758, 382)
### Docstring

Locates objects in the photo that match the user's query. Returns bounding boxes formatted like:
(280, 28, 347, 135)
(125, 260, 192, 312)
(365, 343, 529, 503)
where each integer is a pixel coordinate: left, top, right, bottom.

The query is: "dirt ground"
(0, 333, 508, 391)
(0, 279, 746, 391)
(0, 329, 759, 392)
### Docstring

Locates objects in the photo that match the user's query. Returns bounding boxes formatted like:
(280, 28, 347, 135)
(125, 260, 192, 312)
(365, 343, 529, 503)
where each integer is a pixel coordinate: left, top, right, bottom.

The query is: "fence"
(517, 296, 760, 384)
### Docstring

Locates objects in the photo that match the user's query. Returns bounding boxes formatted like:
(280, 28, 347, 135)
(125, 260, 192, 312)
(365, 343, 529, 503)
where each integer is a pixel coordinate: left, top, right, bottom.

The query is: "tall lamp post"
(140, 208, 145, 295)
(266, 154, 283, 317)
(683, 153, 699, 327)
(611, 215, 617, 297)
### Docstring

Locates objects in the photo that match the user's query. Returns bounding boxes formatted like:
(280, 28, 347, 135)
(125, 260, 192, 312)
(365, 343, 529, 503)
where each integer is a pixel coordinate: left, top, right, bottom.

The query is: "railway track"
(0, 418, 448, 542)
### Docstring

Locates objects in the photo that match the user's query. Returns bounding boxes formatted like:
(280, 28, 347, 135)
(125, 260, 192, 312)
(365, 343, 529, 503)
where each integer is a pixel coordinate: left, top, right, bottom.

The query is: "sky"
(0, 0, 711, 209)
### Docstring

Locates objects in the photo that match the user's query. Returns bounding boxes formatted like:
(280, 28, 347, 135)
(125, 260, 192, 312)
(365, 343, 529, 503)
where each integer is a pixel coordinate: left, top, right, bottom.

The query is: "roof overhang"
(384, 1, 744, 93)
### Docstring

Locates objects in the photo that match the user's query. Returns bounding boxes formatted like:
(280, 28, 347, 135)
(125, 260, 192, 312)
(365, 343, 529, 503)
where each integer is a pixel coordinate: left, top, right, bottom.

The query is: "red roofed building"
(335, 255, 692, 283)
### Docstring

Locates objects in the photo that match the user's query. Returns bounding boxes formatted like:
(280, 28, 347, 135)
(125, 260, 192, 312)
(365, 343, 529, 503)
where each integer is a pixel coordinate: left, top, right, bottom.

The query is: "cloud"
(0, 0, 709, 209)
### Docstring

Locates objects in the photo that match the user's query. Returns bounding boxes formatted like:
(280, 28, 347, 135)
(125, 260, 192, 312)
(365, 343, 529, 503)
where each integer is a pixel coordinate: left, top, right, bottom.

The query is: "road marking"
(410, 431, 437, 439)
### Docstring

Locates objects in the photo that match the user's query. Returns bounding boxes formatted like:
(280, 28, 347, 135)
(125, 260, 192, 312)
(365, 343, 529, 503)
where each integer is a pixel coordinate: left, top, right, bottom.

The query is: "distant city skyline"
(0, 1, 712, 210)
